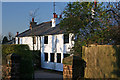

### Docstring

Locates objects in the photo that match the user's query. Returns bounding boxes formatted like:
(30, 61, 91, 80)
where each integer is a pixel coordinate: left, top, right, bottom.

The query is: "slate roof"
(16, 21, 65, 37)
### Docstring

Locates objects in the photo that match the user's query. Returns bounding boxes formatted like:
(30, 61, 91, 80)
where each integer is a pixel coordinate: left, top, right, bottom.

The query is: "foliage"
(32, 50, 41, 70)
(105, 2, 120, 44)
(2, 36, 9, 44)
(2, 44, 34, 80)
(60, 2, 109, 55)
(60, 2, 120, 55)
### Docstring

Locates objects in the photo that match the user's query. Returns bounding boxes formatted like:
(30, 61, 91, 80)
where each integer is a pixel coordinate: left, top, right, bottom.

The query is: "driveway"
(34, 69, 63, 80)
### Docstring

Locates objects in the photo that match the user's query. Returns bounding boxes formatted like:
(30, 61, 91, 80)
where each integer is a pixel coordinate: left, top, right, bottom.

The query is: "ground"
(34, 69, 63, 80)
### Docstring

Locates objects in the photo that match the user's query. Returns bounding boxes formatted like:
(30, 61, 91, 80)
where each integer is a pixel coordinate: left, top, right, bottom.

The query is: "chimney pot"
(59, 14, 62, 18)
(55, 14, 58, 18)
(32, 18, 34, 22)
(53, 13, 56, 18)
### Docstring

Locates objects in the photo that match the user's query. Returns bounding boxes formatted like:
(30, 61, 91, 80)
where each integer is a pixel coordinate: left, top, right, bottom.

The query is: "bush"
(32, 50, 41, 70)
(2, 44, 34, 80)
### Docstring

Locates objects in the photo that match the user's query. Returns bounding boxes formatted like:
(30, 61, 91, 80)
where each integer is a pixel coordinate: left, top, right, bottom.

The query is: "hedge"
(2, 44, 34, 80)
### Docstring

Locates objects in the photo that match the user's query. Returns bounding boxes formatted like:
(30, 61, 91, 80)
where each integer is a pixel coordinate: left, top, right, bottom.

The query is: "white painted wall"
(41, 34, 74, 71)
(15, 36, 41, 50)
(51, 18, 62, 27)
(15, 33, 74, 71)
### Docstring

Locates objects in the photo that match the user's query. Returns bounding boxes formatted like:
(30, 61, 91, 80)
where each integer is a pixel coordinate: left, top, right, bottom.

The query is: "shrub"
(2, 44, 34, 80)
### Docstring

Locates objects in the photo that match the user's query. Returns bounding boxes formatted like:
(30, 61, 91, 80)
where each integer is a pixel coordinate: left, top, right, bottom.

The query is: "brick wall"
(63, 56, 85, 80)
(2, 53, 21, 80)
(63, 64, 72, 79)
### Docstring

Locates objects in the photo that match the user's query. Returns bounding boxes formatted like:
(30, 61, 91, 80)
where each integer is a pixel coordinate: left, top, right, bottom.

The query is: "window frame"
(44, 36, 48, 44)
(57, 53, 61, 63)
(50, 53, 54, 62)
(18, 37, 20, 44)
(44, 53, 48, 61)
(64, 34, 69, 44)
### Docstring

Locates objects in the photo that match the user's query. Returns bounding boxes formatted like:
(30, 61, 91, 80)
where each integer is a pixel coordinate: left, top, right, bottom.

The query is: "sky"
(2, 2, 68, 36)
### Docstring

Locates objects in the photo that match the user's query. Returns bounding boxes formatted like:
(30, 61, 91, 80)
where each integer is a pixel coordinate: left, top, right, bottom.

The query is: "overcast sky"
(2, 2, 67, 36)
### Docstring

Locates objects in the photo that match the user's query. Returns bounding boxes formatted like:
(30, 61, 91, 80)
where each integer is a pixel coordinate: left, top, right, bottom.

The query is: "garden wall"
(82, 45, 120, 78)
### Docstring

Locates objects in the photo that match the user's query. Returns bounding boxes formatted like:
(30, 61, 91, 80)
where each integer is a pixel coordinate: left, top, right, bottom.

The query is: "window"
(64, 34, 69, 44)
(44, 36, 48, 44)
(64, 54, 70, 58)
(57, 53, 61, 63)
(33, 36, 36, 44)
(50, 53, 54, 62)
(44, 53, 48, 61)
(18, 38, 20, 44)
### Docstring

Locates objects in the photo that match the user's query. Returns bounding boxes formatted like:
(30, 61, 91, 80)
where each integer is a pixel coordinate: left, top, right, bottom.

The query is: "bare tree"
(8, 32, 14, 41)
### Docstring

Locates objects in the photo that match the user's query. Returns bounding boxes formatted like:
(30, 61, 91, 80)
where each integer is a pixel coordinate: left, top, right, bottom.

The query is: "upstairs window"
(44, 53, 48, 61)
(44, 36, 48, 44)
(64, 34, 69, 44)
(50, 53, 54, 62)
(57, 53, 61, 63)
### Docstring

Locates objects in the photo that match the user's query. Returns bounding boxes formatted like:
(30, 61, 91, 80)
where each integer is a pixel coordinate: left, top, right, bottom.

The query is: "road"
(34, 69, 63, 80)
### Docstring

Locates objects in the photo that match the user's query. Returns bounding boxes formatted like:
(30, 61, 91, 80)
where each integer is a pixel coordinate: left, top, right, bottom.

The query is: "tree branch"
(106, 9, 120, 18)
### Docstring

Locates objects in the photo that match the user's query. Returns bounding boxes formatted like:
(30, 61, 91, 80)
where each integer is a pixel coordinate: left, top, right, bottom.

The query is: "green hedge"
(2, 44, 34, 80)
(32, 50, 41, 70)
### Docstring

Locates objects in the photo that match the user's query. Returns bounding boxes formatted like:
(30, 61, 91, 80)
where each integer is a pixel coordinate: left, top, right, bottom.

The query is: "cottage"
(15, 13, 74, 71)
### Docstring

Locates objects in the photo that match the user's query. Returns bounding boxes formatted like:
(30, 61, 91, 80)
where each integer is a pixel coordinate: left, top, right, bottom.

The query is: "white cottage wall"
(16, 33, 74, 71)
(41, 34, 74, 71)
(15, 36, 41, 50)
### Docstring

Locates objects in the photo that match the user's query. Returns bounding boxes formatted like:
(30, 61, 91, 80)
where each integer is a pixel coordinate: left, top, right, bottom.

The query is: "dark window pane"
(18, 38, 20, 44)
(50, 53, 54, 62)
(44, 53, 48, 61)
(64, 34, 69, 44)
(57, 53, 61, 63)
(44, 36, 48, 44)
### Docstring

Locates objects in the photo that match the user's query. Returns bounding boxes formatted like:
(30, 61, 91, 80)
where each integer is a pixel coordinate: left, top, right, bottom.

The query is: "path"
(34, 69, 63, 80)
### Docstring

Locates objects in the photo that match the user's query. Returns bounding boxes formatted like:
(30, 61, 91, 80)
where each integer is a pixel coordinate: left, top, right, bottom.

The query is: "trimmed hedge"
(2, 44, 34, 80)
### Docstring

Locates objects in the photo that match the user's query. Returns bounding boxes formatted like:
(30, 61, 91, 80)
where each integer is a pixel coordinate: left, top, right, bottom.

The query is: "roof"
(16, 21, 65, 37)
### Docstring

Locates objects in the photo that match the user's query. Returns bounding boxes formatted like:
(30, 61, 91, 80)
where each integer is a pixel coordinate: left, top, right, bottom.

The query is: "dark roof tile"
(16, 21, 64, 37)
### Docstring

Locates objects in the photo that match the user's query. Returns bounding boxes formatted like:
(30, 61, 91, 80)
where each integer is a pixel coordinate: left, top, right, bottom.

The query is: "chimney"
(55, 14, 58, 18)
(94, 0, 97, 8)
(30, 18, 37, 30)
(59, 14, 62, 18)
(32, 18, 34, 22)
(51, 13, 62, 27)
(53, 13, 56, 18)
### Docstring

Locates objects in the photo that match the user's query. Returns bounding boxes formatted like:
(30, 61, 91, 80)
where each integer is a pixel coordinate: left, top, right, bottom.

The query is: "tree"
(105, 2, 120, 44)
(8, 32, 14, 41)
(2, 36, 9, 44)
(60, 2, 110, 55)
(0, 34, 3, 44)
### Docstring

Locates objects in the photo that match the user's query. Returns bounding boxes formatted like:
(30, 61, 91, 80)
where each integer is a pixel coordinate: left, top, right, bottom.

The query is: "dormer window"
(64, 34, 69, 44)
(44, 36, 48, 44)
